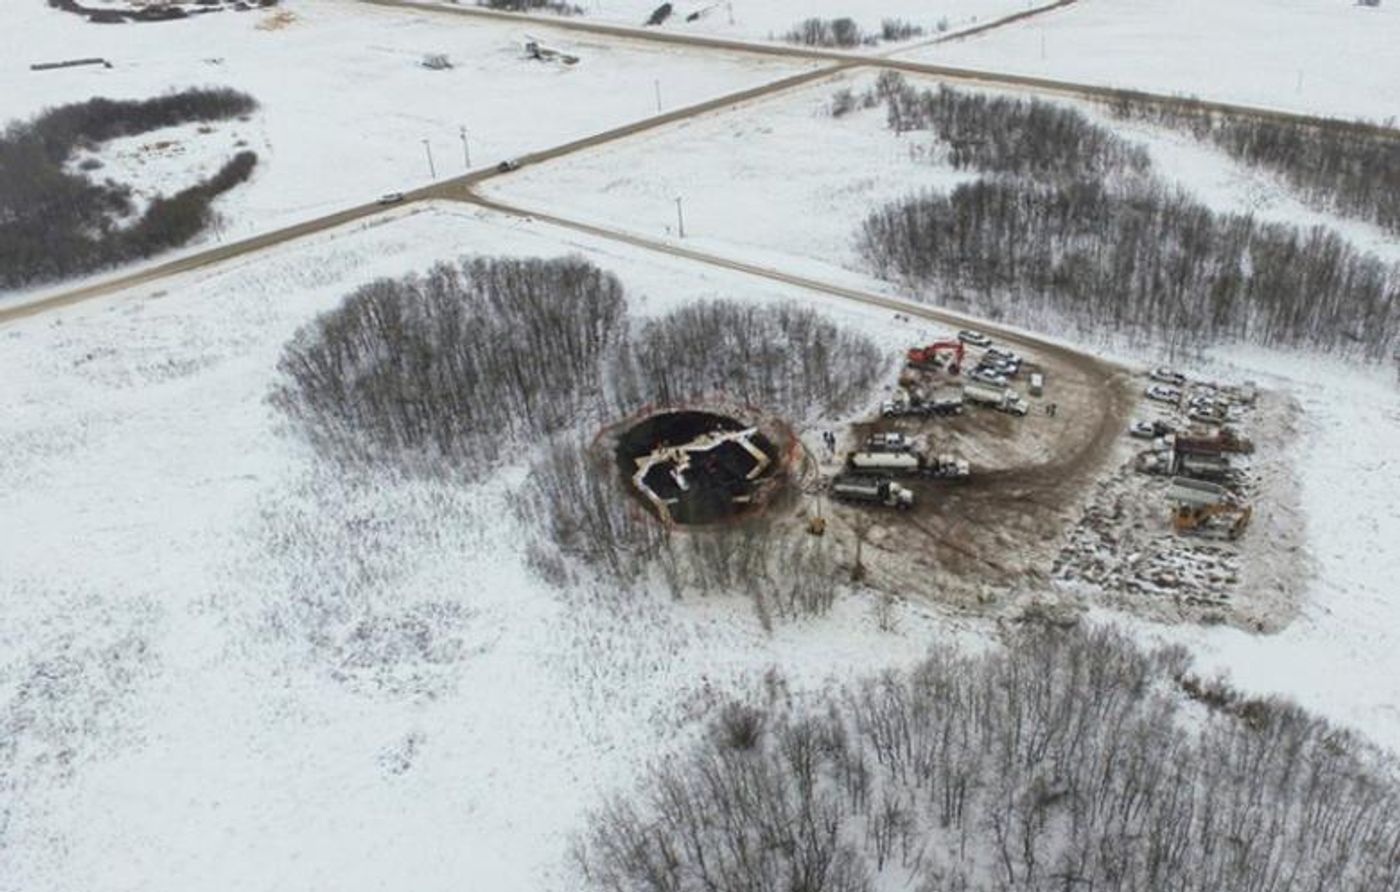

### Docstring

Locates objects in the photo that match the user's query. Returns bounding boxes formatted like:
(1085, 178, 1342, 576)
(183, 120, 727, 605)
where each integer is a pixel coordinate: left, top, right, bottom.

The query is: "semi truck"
(847, 451, 970, 479)
(963, 382, 1028, 416)
(866, 432, 912, 452)
(880, 388, 964, 418)
(831, 475, 914, 509)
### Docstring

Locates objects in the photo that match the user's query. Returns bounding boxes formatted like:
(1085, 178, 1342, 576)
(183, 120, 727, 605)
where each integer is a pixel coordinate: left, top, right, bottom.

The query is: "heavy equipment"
(831, 475, 914, 509)
(1173, 502, 1253, 540)
(907, 340, 965, 374)
(1167, 477, 1251, 540)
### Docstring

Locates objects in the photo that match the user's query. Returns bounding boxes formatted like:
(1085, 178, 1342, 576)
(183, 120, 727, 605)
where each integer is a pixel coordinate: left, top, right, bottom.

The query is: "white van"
(1029, 372, 1045, 397)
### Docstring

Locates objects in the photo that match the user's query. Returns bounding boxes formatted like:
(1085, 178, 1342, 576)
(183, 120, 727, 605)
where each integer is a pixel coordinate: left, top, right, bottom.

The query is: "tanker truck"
(831, 475, 914, 509)
(847, 451, 970, 479)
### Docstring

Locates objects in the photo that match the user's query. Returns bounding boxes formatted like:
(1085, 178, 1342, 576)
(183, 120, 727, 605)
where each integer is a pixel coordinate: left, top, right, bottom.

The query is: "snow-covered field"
(470, 0, 1034, 44)
(1139, 350, 1400, 754)
(0, 204, 990, 892)
(3, 199, 1399, 891)
(483, 69, 979, 285)
(7, 2, 1400, 888)
(483, 67, 1400, 303)
(0, 0, 812, 294)
(906, 0, 1400, 120)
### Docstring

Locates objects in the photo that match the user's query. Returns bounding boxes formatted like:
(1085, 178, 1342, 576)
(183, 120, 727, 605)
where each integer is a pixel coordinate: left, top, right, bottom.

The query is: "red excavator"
(906, 340, 965, 374)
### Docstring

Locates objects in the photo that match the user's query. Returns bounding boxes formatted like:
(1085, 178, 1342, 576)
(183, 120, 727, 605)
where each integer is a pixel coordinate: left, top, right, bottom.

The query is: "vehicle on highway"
(1146, 385, 1181, 403)
(497, 159, 521, 173)
(958, 329, 992, 347)
(1151, 367, 1186, 386)
(377, 192, 405, 205)
(969, 367, 1009, 387)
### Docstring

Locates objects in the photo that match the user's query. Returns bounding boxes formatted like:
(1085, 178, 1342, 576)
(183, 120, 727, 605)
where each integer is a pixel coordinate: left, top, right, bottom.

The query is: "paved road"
(366, 0, 1400, 139)
(0, 64, 848, 327)
(9, 0, 1394, 327)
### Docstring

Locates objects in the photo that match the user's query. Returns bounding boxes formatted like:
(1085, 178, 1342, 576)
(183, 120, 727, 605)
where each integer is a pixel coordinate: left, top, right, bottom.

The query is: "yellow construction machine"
(1172, 501, 1252, 541)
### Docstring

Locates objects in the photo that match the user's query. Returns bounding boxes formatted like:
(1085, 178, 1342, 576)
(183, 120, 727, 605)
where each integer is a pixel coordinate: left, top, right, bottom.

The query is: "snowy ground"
(468, 0, 1035, 45)
(0, 0, 813, 299)
(1122, 349, 1400, 754)
(904, 0, 1400, 121)
(6, 3, 1400, 888)
(0, 204, 988, 892)
(482, 67, 1400, 289)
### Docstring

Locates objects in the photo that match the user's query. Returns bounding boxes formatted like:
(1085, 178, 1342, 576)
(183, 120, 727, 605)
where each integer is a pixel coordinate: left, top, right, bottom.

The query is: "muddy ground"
(793, 341, 1308, 632)
(797, 336, 1141, 611)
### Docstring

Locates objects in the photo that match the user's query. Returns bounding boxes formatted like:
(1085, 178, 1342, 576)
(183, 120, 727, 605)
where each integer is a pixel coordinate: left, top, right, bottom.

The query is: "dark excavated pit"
(614, 410, 784, 526)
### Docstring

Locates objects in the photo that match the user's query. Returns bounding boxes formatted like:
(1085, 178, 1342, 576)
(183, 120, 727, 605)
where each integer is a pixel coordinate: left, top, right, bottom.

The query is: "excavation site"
(613, 410, 788, 526)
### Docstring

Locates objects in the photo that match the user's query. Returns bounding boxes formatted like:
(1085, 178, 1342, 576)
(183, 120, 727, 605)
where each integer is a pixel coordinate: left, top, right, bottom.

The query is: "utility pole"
(422, 138, 436, 179)
(459, 126, 471, 169)
(654, 79, 663, 114)
(674, 196, 685, 238)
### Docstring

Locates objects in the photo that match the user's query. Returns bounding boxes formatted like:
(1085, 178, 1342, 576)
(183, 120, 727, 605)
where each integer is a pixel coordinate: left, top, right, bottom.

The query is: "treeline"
(273, 257, 629, 470)
(0, 89, 259, 290)
(276, 265, 886, 473)
(856, 73, 1151, 180)
(1113, 92, 1400, 236)
(19, 88, 256, 163)
(781, 17, 924, 48)
(859, 177, 1399, 358)
(519, 439, 838, 624)
(48, 0, 280, 24)
(480, 0, 582, 14)
(845, 77, 1400, 357)
(577, 624, 1400, 891)
(614, 299, 886, 421)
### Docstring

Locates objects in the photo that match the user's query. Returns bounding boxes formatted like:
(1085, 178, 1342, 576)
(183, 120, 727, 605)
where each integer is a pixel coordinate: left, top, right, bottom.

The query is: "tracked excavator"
(906, 340, 965, 375)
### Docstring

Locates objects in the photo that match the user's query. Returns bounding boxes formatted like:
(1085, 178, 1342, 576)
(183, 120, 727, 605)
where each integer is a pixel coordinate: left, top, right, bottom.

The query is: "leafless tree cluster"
(0, 89, 259, 289)
(275, 266, 885, 481)
(781, 17, 875, 48)
(519, 438, 667, 586)
(519, 439, 838, 622)
(859, 178, 1400, 359)
(854, 74, 1151, 180)
(480, 0, 582, 15)
(49, 0, 280, 22)
(879, 18, 925, 41)
(1111, 92, 1400, 236)
(272, 257, 628, 473)
(613, 299, 887, 421)
(576, 624, 1400, 892)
